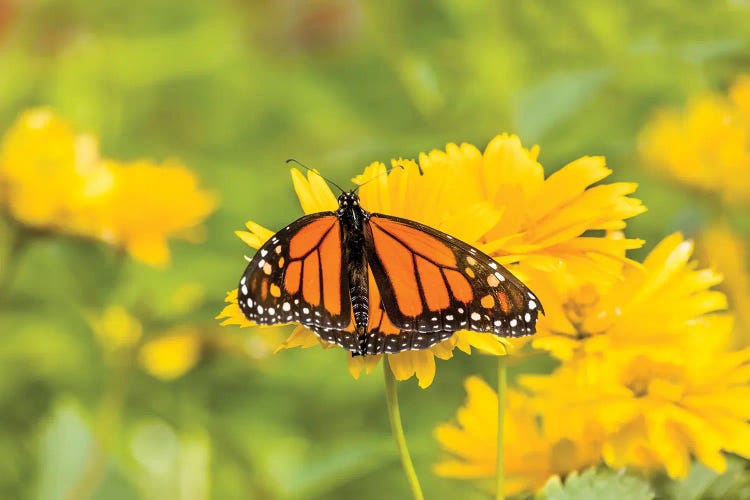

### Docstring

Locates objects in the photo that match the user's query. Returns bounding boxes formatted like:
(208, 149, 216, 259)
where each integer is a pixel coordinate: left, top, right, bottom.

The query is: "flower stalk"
(384, 356, 424, 500)
(496, 354, 507, 500)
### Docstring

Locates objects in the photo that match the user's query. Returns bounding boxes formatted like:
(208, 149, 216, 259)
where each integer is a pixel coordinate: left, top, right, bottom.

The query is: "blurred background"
(1, 0, 750, 498)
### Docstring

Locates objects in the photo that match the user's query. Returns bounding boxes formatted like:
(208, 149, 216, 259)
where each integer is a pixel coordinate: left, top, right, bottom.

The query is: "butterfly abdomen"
(338, 202, 370, 334)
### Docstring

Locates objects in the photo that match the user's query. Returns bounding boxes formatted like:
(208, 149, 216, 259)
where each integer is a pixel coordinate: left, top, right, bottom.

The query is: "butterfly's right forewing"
(363, 214, 542, 339)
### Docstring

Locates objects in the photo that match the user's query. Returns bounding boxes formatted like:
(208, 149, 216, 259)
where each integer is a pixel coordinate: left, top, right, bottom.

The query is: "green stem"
(383, 357, 424, 500)
(496, 355, 507, 500)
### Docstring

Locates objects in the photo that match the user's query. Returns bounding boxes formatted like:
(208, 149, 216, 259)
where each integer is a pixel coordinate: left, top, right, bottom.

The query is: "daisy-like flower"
(219, 134, 645, 387)
(0, 108, 216, 266)
(77, 159, 216, 266)
(640, 75, 750, 206)
(434, 376, 602, 496)
(531, 233, 730, 362)
(521, 338, 750, 479)
(416, 134, 646, 277)
(515, 233, 748, 479)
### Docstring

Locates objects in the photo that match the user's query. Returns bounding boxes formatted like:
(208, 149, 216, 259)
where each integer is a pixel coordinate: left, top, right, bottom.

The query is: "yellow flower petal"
(216, 289, 255, 328)
(291, 168, 337, 213)
(274, 325, 322, 352)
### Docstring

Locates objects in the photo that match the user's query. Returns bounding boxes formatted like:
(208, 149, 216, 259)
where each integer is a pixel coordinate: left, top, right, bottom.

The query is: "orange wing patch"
(289, 217, 337, 259)
(282, 217, 342, 314)
(369, 222, 423, 316)
(284, 260, 302, 295)
(371, 218, 456, 267)
(443, 269, 473, 303)
(497, 290, 511, 313)
(367, 268, 401, 335)
(319, 221, 342, 315)
(415, 256, 450, 311)
(302, 252, 320, 306)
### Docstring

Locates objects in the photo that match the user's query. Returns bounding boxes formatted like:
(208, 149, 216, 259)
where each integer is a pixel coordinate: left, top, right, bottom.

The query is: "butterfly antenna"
(353, 163, 406, 192)
(286, 158, 346, 194)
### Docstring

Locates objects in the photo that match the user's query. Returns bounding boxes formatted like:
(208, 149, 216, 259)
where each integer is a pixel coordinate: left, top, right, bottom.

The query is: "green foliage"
(655, 457, 750, 500)
(541, 468, 654, 500)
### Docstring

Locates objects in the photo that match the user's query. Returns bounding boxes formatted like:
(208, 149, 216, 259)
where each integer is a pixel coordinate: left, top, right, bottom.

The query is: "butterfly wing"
(357, 266, 458, 355)
(237, 213, 353, 336)
(364, 213, 543, 341)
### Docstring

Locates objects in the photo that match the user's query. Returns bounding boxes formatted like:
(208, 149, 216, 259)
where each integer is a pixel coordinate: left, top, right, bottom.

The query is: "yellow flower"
(516, 233, 749, 479)
(139, 328, 202, 380)
(640, 75, 750, 206)
(0, 108, 216, 266)
(80, 159, 216, 266)
(698, 222, 750, 345)
(434, 376, 601, 496)
(532, 233, 731, 362)
(220, 134, 645, 387)
(415, 134, 646, 277)
(89, 305, 143, 351)
(0, 108, 105, 229)
(522, 341, 750, 479)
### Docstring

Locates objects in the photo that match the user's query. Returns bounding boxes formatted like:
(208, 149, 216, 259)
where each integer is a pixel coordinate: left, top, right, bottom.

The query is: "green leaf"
(34, 402, 93, 500)
(657, 462, 718, 500)
(704, 456, 750, 500)
(541, 468, 654, 500)
(514, 69, 610, 142)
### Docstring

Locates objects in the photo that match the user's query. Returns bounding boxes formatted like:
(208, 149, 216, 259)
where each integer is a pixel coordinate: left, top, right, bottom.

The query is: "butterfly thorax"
(337, 192, 370, 337)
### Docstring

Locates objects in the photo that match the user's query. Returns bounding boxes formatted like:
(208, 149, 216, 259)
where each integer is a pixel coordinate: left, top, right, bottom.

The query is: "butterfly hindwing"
(358, 266, 456, 355)
(364, 213, 542, 339)
(237, 213, 352, 332)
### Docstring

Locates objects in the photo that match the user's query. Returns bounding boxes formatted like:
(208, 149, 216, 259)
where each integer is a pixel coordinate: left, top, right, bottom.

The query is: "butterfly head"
(337, 191, 361, 209)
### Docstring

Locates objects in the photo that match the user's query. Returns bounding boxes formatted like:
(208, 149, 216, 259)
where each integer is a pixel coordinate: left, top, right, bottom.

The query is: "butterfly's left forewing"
(364, 213, 542, 341)
(237, 213, 353, 334)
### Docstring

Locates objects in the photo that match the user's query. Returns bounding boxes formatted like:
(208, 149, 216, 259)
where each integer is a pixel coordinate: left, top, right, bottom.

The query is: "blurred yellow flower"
(0, 108, 104, 229)
(81, 159, 216, 266)
(640, 75, 750, 205)
(90, 305, 143, 351)
(0, 108, 216, 266)
(699, 222, 750, 345)
(220, 134, 645, 387)
(139, 329, 202, 380)
(434, 376, 601, 496)
(522, 341, 750, 479)
(532, 233, 730, 362)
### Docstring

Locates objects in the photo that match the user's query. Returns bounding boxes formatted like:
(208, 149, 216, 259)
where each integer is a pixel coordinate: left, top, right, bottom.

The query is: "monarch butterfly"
(237, 178, 543, 356)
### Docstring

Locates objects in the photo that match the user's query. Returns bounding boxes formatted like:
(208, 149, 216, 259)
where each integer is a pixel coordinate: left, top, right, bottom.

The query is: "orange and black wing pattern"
(237, 213, 355, 348)
(357, 266, 458, 354)
(364, 213, 542, 349)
